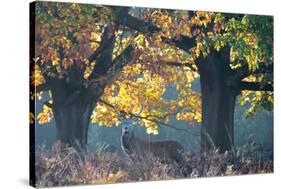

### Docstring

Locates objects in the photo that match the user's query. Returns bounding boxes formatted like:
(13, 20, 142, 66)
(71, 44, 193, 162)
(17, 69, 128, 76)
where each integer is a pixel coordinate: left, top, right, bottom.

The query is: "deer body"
(121, 120, 191, 176)
(121, 134, 183, 162)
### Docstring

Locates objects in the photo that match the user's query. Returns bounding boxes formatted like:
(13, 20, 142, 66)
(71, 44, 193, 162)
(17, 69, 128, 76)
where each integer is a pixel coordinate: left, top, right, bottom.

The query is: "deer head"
(121, 119, 136, 157)
(122, 120, 134, 137)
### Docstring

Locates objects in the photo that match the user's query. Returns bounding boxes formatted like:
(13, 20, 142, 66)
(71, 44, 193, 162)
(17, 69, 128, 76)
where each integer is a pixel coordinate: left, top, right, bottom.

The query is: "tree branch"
(44, 101, 53, 108)
(113, 7, 197, 65)
(87, 7, 130, 65)
(239, 81, 273, 92)
(98, 99, 200, 136)
(37, 60, 51, 82)
(164, 61, 198, 72)
(161, 35, 196, 53)
(112, 7, 196, 52)
(36, 83, 49, 92)
(88, 24, 116, 81)
(232, 63, 273, 80)
(114, 9, 160, 34)
(85, 45, 137, 102)
(88, 24, 115, 64)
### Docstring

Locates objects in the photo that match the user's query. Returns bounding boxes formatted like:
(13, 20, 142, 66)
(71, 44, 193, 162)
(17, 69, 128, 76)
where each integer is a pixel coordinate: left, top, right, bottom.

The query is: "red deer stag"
(121, 120, 192, 176)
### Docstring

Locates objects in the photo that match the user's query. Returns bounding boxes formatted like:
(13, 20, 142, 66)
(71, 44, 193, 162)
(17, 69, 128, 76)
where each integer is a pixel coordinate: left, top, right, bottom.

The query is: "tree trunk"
(52, 102, 92, 151)
(197, 51, 237, 153)
(200, 79, 236, 152)
(50, 85, 97, 152)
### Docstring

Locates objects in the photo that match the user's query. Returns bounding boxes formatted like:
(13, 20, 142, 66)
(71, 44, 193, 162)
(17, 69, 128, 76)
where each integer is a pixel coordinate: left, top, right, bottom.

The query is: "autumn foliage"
(32, 2, 272, 135)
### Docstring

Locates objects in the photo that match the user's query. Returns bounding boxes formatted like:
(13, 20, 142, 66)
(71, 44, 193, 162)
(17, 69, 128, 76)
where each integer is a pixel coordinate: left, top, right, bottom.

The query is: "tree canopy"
(31, 2, 273, 137)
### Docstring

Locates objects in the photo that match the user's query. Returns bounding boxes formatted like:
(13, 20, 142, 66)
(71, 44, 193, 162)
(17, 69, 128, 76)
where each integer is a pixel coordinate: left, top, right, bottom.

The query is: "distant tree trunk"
(197, 49, 237, 153)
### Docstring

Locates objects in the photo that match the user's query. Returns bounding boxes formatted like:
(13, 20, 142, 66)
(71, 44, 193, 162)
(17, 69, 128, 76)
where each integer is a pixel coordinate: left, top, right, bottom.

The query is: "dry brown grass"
(35, 142, 273, 188)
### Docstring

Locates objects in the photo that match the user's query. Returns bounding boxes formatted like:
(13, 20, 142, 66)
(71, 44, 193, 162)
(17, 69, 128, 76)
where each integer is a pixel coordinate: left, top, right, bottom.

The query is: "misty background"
(35, 79, 273, 155)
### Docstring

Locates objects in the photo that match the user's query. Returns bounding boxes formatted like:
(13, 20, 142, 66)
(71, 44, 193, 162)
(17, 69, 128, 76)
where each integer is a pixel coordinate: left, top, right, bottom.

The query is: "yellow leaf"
(37, 104, 53, 124)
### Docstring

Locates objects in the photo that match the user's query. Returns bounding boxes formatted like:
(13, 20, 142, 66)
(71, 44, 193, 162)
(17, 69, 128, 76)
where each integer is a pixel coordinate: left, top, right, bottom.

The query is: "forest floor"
(35, 142, 273, 187)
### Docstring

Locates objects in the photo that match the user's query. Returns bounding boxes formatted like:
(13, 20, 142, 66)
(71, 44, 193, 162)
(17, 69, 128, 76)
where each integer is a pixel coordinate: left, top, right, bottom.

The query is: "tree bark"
(200, 77, 237, 152)
(50, 85, 96, 152)
(197, 50, 237, 153)
(52, 101, 91, 151)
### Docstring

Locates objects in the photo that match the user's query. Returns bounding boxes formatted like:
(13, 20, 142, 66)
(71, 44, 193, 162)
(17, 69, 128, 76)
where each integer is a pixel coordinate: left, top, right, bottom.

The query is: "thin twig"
(98, 99, 200, 136)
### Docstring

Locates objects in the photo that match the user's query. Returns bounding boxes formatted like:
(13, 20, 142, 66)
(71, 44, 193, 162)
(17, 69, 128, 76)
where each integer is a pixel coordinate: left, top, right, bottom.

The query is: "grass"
(35, 141, 273, 188)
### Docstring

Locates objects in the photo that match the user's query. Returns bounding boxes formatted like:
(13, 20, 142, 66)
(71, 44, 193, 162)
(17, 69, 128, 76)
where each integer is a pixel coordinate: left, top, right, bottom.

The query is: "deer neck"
(121, 132, 134, 150)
